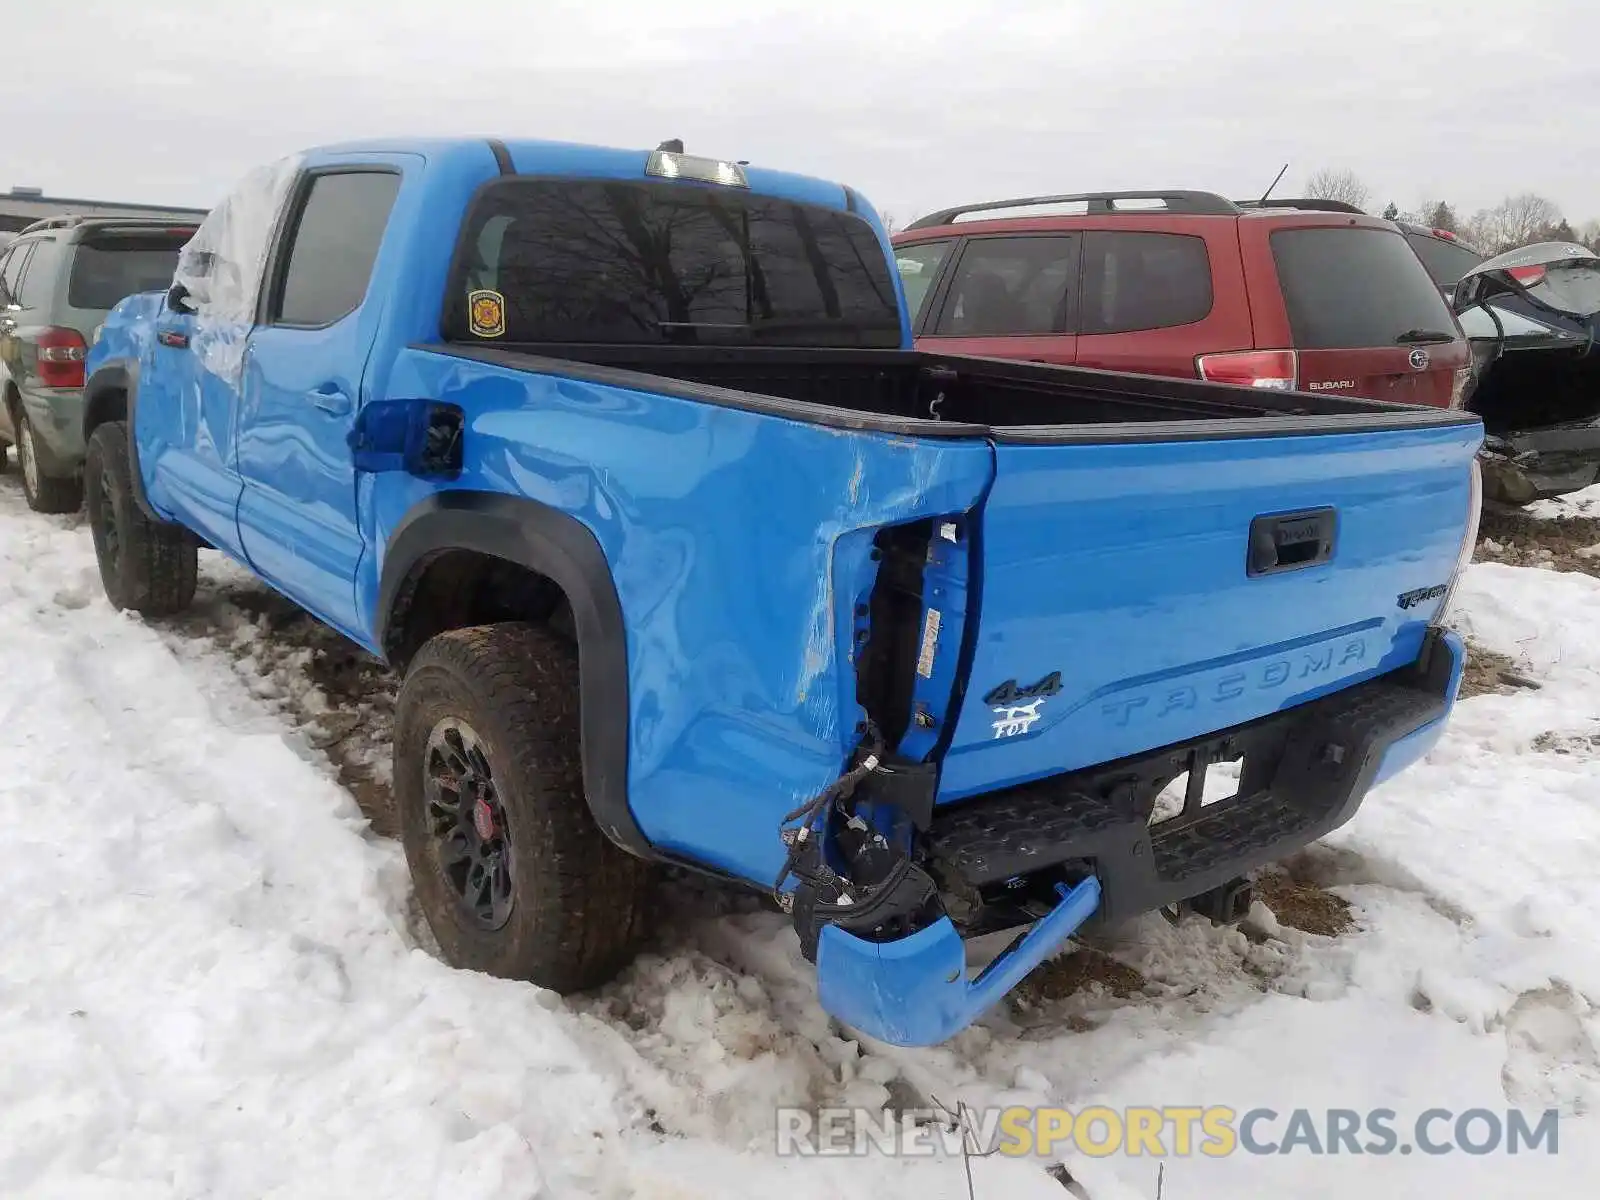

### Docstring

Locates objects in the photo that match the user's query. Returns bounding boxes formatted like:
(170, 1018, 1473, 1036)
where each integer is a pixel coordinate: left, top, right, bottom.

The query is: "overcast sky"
(2, 0, 1593, 227)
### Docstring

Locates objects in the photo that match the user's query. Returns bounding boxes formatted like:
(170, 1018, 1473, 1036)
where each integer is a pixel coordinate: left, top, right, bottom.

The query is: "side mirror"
(167, 282, 198, 315)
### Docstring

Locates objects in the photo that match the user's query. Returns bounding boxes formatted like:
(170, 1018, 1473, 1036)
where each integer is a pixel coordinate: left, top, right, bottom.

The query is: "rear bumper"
(1479, 421, 1600, 504)
(813, 628, 1464, 1047)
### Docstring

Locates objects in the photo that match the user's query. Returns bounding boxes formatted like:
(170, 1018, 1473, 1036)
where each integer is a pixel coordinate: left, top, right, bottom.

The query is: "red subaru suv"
(891, 190, 1473, 407)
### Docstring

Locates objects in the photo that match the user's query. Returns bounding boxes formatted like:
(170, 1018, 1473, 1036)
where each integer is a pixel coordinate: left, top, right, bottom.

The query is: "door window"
(931, 236, 1079, 336)
(893, 240, 954, 327)
(270, 171, 401, 328)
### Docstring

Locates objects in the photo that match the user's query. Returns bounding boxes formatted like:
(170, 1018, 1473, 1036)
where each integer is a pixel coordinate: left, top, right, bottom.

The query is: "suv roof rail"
(904, 189, 1242, 230)
(1233, 197, 1367, 215)
(15, 214, 86, 236)
(14, 213, 202, 238)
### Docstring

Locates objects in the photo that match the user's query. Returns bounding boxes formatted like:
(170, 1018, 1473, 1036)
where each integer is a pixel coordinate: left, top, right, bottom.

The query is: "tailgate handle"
(1247, 507, 1337, 576)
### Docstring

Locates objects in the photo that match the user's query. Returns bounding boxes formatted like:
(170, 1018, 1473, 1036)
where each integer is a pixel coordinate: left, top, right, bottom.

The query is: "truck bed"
(426, 343, 1478, 442)
(394, 335, 1481, 887)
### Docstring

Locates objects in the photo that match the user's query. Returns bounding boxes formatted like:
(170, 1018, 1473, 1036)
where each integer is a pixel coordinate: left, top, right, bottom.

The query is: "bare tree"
(1304, 168, 1371, 211)
(1467, 193, 1562, 254)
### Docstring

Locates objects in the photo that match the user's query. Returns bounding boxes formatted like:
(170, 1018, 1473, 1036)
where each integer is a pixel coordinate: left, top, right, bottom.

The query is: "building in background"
(0, 185, 208, 236)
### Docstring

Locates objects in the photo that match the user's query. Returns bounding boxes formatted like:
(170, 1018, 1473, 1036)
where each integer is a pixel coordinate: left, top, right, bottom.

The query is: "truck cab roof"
(301, 136, 871, 217)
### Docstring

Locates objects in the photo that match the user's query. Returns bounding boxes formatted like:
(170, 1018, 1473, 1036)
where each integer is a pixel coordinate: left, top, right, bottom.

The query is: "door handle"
(310, 385, 352, 415)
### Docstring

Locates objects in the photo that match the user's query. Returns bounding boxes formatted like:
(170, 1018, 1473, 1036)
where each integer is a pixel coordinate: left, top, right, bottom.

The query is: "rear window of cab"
(446, 179, 902, 347)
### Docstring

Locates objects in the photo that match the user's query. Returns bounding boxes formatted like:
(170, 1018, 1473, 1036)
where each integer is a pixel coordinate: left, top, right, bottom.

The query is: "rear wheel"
(395, 622, 656, 992)
(17, 414, 83, 513)
(85, 420, 197, 615)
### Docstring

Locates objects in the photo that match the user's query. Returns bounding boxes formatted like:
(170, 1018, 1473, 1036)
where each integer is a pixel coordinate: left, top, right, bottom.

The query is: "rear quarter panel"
(364, 348, 995, 885)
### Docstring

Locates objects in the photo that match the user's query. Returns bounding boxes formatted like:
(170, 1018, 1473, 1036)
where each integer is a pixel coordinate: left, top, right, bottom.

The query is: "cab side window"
(268, 171, 402, 328)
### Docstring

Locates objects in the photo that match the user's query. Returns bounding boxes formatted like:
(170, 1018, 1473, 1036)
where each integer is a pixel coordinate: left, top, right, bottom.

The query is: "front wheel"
(84, 421, 197, 615)
(395, 622, 656, 992)
(17, 414, 83, 513)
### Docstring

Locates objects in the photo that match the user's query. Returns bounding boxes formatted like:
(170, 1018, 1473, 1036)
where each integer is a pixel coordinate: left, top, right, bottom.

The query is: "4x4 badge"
(984, 671, 1062, 739)
(983, 671, 1063, 707)
(1408, 348, 1430, 370)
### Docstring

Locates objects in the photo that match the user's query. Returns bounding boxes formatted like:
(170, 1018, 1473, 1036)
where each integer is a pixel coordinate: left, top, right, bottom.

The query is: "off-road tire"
(396, 622, 656, 992)
(16, 412, 83, 513)
(85, 421, 197, 615)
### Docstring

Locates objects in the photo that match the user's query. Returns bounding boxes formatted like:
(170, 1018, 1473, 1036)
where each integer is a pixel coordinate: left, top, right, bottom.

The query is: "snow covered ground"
(2, 471, 1598, 1199)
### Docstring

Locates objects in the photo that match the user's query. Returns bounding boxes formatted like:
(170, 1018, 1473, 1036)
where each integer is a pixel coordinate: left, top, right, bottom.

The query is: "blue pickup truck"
(82, 137, 1482, 1047)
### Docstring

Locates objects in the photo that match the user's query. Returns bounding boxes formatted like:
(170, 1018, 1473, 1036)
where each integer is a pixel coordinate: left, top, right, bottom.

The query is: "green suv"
(0, 215, 198, 511)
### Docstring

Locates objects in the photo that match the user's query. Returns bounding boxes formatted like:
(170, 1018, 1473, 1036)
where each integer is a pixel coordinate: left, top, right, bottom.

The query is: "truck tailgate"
(937, 422, 1481, 801)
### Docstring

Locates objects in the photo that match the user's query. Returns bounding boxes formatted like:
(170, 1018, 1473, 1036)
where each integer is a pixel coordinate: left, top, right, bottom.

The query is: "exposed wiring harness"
(772, 723, 885, 901)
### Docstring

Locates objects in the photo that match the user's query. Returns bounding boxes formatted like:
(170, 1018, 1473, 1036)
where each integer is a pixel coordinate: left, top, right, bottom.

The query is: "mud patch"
(1018, 946, 1149, 1005)
(1477, 507, 1600, 578)
(1253, 870, 1354, 938)
(1460, 641, 1536, 698)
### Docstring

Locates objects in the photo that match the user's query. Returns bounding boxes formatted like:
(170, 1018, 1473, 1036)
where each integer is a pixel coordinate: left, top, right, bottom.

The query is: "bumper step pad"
(926, 677, 1446, 922)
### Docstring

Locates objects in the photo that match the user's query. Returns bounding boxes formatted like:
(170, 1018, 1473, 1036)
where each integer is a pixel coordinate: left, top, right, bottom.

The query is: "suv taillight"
(37, 327, 87, 389)
(1196, 349, 1298, 391)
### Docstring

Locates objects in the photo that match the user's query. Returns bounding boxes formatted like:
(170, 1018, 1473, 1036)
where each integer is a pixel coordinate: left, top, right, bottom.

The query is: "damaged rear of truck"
(86, 139, 1483, 1048)
(382, 334, 1481, 1049)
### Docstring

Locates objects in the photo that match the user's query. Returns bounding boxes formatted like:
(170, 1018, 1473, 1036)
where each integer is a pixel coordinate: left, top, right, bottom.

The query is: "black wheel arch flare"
(82, 359, 164, 523)
(376, 491, 648, 859)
